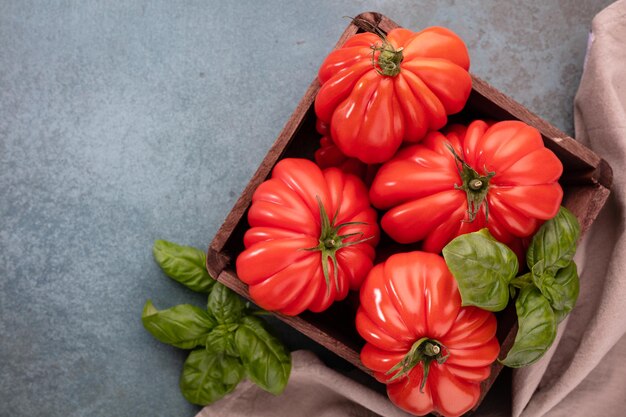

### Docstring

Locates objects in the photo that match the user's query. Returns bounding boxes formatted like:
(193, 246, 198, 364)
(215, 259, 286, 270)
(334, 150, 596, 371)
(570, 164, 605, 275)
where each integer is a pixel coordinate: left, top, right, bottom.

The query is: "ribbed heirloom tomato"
(315, 26, 471, 164)
(370, 120, 564, 253)
(356, 252, 500, 417)
(236, 158, 379, 316)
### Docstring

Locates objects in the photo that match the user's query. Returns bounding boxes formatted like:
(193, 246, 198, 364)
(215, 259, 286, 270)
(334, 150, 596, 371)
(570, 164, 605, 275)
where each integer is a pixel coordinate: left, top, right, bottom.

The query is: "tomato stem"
(446, 143, 495, 222)
(386, 337, 449, 392)
(469, 179, 484, 191)
(302, 196, 374, 295)
(373, 45, 403, 77)
(423, 342, 440, 356)
(346, 16, 403, 77)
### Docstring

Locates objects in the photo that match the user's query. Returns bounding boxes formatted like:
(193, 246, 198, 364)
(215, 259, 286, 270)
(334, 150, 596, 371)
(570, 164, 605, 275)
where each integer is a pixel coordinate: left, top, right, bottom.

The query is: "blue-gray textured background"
(0, 1, 612, 416)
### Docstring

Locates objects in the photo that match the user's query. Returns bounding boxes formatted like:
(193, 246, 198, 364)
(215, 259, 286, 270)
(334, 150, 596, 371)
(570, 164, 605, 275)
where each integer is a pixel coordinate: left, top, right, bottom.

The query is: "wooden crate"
(206, 12, 613, 412)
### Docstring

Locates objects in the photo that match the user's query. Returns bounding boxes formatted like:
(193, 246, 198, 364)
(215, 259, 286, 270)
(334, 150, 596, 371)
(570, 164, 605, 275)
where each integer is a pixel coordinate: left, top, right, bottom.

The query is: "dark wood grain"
(468, 77, 603, 183)
(206, 11, 613, 415)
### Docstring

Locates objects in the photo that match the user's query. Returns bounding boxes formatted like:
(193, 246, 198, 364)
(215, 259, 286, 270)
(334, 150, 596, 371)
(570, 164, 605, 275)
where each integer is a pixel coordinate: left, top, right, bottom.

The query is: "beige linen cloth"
(198, 2, 626, 416)
(511, 1, 626, 416)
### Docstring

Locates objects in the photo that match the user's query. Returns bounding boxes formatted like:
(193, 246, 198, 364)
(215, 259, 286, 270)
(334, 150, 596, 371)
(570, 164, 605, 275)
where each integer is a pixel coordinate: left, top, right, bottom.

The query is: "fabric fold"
(512, 1, 626, 415)
(195, 350, 414, 417)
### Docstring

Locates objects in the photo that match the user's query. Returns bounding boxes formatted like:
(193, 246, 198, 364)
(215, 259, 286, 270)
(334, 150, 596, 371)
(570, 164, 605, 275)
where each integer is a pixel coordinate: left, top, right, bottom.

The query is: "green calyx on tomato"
(447, 143, 495, 222)
(238, 158, 379, 315)
(357, 251, 499, 416)
(386, 337, 450, 392)
(304, 196, 373, 294)
(373, 43, 403, 77)
(316, 27, 472, 164)
(351, 16, 404, 77)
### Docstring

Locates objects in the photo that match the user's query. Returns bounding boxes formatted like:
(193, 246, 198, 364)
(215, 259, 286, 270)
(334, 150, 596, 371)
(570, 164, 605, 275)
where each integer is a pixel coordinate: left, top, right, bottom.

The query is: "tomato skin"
(370, 120, 563, 252)
(314, 120, 379, 184)
(236, 158, 379, 316)
(315, 27, 471, 164)
(356, 252, 499, 417)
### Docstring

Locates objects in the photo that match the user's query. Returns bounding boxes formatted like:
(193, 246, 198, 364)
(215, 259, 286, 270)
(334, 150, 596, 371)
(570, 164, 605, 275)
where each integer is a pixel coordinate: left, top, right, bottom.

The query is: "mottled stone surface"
(0, 1, 612, 416)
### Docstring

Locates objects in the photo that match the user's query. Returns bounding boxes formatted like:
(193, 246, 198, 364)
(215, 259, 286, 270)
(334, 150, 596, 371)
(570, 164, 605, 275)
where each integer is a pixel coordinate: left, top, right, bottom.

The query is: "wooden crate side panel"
(467, 81, 600, 179)
(563, 184, 612, 235)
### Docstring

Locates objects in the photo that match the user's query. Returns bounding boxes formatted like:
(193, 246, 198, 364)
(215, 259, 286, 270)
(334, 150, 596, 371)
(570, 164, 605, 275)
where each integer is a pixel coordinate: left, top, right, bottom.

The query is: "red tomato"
(315, 27, 471, 164)
(236, 158, 379, 316)
(370, 120, 563, 253)
(314, 119, 378, 183)
(356, 251, 499, 417)
(315, 136, 368, 177)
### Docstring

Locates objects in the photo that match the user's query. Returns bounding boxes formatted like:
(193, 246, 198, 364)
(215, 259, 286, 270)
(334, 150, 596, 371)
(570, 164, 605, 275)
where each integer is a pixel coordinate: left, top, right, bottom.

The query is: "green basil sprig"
(142, 300, 216, 349)
(526, 207, 580, 278)
(153, 240, 215, 293)
(235, 316, 292, 394)
(526, 207, 581, 318)
(442, 207, 581, 368)
(208, 281, 247, 324)
(180, 349, 244, 405)
(544, 262, 579, 323)
(442, 228, 518, 312)
(499, 286, 557, 367)
(205, 325, 240, 357)
(143, 240, 292, 406)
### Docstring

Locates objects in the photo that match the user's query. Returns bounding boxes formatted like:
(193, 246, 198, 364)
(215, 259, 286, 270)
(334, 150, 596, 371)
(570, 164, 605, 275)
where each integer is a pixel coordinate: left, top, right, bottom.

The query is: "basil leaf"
(179, 349, 244, 405)
(235, 316, 291, 394)
(142, 300, 216, 349)
(534, 262, 579, 323)
(206, 324, 240, 357)
(501, 286, 557, 367)
(153, 240, 215, 293)
(442, 229, 519, 312)
(527, 207, 580, 277)
(207, 283, 246, 324)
